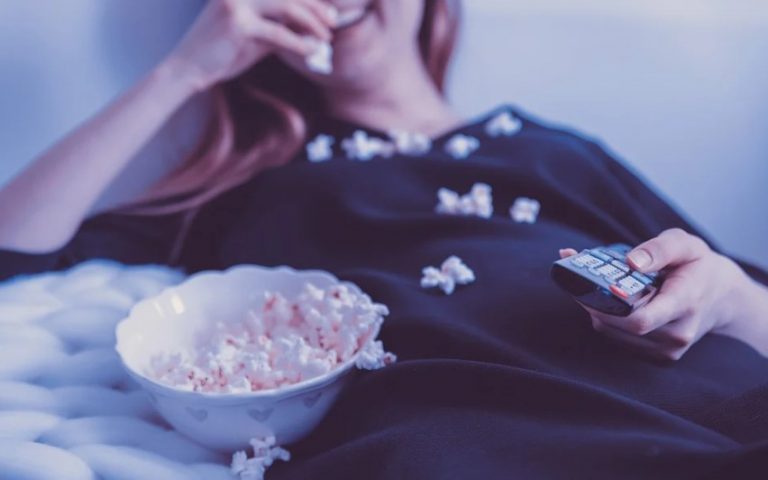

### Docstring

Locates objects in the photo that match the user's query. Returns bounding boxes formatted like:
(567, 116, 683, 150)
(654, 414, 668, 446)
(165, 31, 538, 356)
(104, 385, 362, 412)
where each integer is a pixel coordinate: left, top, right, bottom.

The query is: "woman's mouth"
(334, 4, 373, 30)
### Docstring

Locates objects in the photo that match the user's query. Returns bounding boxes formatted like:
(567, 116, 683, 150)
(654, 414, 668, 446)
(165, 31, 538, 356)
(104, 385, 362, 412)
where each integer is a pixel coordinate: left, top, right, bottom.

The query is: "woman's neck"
(322, 55, 462, 138)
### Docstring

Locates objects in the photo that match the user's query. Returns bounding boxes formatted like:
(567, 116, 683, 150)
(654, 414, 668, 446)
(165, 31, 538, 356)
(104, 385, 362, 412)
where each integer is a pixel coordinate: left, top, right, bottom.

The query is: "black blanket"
(3, 106, 768, 479)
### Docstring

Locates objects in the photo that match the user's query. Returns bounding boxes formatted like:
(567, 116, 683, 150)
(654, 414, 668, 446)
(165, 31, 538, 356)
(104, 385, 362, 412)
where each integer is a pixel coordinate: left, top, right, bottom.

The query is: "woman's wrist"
(742, 279, 768, 324)
(716, 273, 768, 355)
(153, 56, 212, 101)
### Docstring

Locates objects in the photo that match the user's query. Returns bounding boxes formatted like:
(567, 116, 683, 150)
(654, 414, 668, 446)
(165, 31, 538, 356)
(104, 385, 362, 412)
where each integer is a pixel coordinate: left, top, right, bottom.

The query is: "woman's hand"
(561, 228, 768, 361)
(0, 0, 336, 252)
(165, 0, 337, 92)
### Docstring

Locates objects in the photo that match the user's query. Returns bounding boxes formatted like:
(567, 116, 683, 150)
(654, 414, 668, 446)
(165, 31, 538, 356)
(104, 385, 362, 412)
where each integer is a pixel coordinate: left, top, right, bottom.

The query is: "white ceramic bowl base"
(143, 369, 354, 451)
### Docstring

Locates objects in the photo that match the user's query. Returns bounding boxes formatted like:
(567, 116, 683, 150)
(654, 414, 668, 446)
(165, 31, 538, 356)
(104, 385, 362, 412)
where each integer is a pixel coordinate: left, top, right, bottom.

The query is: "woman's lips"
(334, 7, 369, 29)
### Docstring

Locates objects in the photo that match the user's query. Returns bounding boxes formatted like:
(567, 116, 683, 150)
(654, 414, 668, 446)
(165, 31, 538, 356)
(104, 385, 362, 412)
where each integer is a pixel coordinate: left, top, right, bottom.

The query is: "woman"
(1, 0, 768, 477)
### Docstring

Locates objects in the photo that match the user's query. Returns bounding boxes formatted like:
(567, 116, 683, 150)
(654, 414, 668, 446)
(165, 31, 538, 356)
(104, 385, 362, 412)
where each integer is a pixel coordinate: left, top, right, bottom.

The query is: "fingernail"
(627, 249, 652, 270)
(327, 5, 339, 24)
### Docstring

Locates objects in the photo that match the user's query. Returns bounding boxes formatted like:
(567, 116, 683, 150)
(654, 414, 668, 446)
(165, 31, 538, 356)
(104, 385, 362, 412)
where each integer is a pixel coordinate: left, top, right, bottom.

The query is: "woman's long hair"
(126, 0, 461, 216)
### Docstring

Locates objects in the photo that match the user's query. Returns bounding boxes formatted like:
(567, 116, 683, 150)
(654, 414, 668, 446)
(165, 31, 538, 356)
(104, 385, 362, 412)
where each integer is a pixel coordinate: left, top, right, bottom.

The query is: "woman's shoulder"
(491, 104, 604, 148)
(458, 104, 619, 167)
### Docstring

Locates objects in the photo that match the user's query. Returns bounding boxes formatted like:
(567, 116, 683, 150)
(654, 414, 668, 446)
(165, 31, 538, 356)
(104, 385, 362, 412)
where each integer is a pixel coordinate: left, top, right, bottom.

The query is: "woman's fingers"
(563, 232, 743, 362)
(272, 1, 333, 41)
(587, 277, 689, 336)
(231, 10, 313, 57)
(651, 315, 704, 350)
(627, 228, 710, 272)
(591, 317, 659, 350)
(584, 275, 703, 361)
(298, 0, 340, 28)
(229, 0, 333, 57)
(560, 237, 709, 362)
(250, 20, 317, 56)
(246, 0, 334, 41)
(591, 317, 693, 361)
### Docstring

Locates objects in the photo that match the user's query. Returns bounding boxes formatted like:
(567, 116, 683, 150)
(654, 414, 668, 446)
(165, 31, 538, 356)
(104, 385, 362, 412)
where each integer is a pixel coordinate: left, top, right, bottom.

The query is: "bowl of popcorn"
(116, 265, 395, 452)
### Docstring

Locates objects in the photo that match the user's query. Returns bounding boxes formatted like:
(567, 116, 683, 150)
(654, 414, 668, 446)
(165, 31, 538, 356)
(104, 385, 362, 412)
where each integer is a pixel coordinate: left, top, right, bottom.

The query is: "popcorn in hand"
(421, 256, 476, 295)
(342, 130, 396, 161)
(306, 134, 335, 163)
(305, 38, 333, 75)
(435, 183, 493, 219)
(147, 283, 392, 394)
(485, 111, 522, 137)
(231, 436, 291, 480)
(509, 197, 541, 224)
(388, 130, 432, 156)
(444, 134, 480, 159)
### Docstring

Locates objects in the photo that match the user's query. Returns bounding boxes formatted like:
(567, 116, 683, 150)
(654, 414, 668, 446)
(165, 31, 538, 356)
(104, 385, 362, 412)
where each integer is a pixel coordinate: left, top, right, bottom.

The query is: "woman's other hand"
(560, 228, 768, 361)
(165, 0, 338, 92)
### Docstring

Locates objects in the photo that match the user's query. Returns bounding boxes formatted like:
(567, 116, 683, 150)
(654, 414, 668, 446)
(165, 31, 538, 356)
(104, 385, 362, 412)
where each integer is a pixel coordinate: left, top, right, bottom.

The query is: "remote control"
(550, 244, 662, 317)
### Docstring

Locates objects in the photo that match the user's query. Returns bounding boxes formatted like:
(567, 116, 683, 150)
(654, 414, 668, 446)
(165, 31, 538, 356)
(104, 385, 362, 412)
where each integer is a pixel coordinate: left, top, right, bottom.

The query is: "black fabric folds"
(2, 106, 768, 479)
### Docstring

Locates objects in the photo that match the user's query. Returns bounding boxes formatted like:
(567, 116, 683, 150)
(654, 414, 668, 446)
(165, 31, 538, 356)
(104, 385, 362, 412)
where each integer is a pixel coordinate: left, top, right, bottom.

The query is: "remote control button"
(594, 263, 626, 282)
(609, 284, 629, 299)
(611, 260, 630, 273)
(631, 271, 654, 285)
(608, 244, 632, 254)
(571, 254, 604, 269)
(618, 276, 646, 296)
(605, 249, 627, 261)
(590, 249, 612, 262)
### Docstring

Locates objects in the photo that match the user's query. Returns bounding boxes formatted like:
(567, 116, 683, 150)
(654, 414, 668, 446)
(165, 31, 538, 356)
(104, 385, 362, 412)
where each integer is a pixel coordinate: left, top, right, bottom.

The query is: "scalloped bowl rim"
(115, 264, 379, 403)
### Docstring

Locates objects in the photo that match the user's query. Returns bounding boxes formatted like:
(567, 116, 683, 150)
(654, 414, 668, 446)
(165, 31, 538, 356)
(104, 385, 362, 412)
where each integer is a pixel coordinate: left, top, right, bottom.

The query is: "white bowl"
(115, 265, 381, 452)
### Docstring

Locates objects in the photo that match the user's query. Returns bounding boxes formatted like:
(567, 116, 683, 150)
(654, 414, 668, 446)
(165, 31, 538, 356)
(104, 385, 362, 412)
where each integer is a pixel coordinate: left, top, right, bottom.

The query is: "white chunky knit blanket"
(0, 261, 236, 480)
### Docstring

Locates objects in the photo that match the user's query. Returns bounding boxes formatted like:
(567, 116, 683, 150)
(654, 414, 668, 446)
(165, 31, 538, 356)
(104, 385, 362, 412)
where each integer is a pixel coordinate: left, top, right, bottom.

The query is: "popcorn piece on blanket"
(509, 197, 541, 224)
(355, 340, 397, 370)
(421, 256, 476, 295)
(388, 130, 432, 156)
(444, 134, 480, 159)
(147, 283, 393, 393)
(231, 436, 291, 480)
(305, 38, 333, 75)
(436, 183, 493, 218)
(485, 111, 522, 137)
(342, 130, 396, 161)
(306, 134, 335, 163)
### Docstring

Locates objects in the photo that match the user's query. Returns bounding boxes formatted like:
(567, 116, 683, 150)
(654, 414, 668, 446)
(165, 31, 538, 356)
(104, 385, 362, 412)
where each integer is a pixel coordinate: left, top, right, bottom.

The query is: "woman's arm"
(0, 62, 197, 253)
(0, 0, 334, 254)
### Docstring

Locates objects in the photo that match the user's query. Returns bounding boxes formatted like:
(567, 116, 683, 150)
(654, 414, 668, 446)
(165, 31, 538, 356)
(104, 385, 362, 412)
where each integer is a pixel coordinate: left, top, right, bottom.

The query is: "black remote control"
(550, 244, 662, 316)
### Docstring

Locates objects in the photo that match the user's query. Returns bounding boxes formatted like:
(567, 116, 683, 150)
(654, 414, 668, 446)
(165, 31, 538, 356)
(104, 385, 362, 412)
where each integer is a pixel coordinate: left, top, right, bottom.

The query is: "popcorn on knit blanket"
(147, 283, 393, 393)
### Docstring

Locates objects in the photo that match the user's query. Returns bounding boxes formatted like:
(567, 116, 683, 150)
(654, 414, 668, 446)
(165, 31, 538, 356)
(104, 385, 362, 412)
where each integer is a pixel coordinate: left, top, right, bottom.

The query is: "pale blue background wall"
(1, 0, 766, 268)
